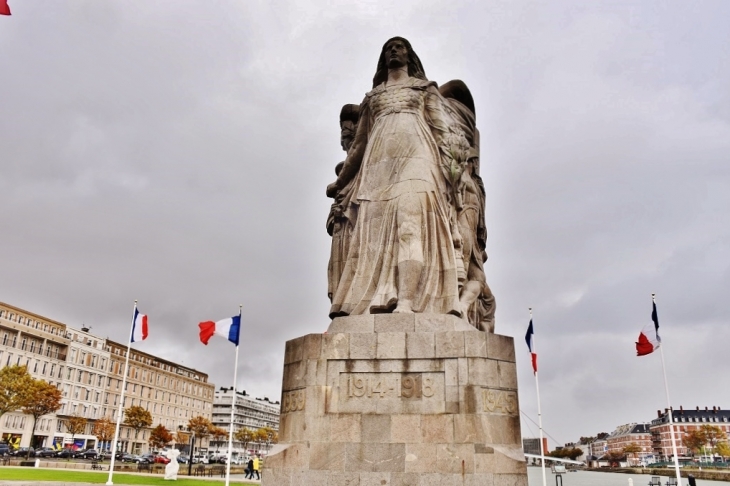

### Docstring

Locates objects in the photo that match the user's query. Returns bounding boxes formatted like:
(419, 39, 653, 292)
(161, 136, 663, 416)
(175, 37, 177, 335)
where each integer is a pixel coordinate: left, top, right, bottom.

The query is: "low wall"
(0, 459, 244, 475)
(590, 467, 730, 482)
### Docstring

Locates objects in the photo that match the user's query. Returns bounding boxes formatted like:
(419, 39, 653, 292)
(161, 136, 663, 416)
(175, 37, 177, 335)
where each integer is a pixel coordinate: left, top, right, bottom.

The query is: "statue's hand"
(326, 181, 339, 198)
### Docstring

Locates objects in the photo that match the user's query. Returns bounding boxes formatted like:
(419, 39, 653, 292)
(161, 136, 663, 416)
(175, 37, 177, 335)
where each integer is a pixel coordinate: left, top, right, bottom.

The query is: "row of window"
(0, 310, 64, 335)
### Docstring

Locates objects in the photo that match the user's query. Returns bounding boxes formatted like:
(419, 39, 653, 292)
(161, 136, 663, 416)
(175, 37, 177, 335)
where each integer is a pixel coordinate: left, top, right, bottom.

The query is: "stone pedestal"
(262, 314, 527, 486)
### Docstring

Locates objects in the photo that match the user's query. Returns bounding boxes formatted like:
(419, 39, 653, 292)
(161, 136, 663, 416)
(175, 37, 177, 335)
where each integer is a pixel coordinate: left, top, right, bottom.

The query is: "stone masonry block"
(284, 337, 304, 365)
(421, 415, 454, 443)
(322, 333, 350, 359)
(350, 332, 378, 359)
(377, 332, 407, 359)
(391, 472, 421, 486)
(345, 443, 406, 473)
(360, 472, 392, 486)
(362, 414, 392, 443)
(498, 362, 518, 389)
(327, 471, 362, 486)
(487, 334, 515, 362)
(302, 333, 323, 359)
(454, 414, 487, 444)
(435, 332, 465, 358)
(493, 474, 529, 486)
(467, 358, 499, 387)
(406, 332, 435, 359)
(436, 443, 475, 474)
(328, 314, 375, 333)
(464, 331, 487, 358)
(404, 443, 438, 473)
(391, 414, 422, 443)
(310, 440, 346, 471)
(375, 313, 416, 332)
(330, 413, 362, 442)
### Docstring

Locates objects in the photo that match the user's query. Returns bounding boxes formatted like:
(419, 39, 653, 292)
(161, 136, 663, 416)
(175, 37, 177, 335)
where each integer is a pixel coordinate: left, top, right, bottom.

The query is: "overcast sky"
(2, 1, 729, 447)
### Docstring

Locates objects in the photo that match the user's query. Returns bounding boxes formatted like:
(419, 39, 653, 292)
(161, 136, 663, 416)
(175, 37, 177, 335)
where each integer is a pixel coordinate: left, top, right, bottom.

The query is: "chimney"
(705, 406, 709, 411)
(697, 406, 700, 411)
(680, 405, 684, 414)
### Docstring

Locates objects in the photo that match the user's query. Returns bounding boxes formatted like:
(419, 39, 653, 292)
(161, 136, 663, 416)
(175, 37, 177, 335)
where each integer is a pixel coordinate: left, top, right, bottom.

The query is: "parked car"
(155, 453, 170, 464)
(136, 453, 155, 464)
(56, 448, 76, 459)
(98, 450, 113, 460)
(192, 454, 209, 464)
(177, 454, 190, 464)
(119, 453, 138, 463)
(0, 444, 10, 456)
(36, 447, 58, 458)
(11, 447, 35, 457)
(77, 449, 99, 460)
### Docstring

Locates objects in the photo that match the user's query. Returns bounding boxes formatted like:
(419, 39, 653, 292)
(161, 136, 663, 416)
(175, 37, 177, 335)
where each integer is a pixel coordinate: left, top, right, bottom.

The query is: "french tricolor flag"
(199, 314, 241, 346)
(525, 319, 537, 374)
(131, 308, 148, 343)
(636, 299, 661, 356)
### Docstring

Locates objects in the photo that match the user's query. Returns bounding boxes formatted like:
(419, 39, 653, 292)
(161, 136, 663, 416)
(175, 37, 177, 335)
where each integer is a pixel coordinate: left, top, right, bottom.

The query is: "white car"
(192, 454, 209, 464)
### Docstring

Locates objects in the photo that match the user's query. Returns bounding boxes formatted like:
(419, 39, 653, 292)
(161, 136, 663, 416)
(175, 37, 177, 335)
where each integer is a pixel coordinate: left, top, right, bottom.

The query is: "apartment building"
(104, 339, 215, 454)
(0, 301, 216, 454)
(606, 423, 652, 465)
(0, 302, 69, 448)
(211, 387, 279, 451)
(650, 406, 730, 460)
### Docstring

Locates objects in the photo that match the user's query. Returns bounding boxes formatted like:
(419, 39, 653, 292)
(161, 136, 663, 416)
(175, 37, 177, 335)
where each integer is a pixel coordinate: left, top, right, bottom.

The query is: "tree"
(65, 415, 87, 448)
(149, 424, 173, 450)
(579, 436, 595, 445)
(92, 418, 115, 453)
(175, 429, 190, 450)
(700, 425, 727, 455)
(0, 365, 34, 420)
(21, 379, 62, 458)
(234, 427, 254, 452)
(683, 429, 706, 456)
(187, 416, 212, 455)
(623, 443, 642, 466)
(596, 432, 609, 440)
(210, 426, 228, 452)
(124, 405, 152, 441)
(715, 441, 730, 459)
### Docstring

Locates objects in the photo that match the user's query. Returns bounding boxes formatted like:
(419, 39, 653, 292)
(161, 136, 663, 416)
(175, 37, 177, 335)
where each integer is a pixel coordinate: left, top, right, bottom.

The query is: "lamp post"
(178, 426, 195, 476)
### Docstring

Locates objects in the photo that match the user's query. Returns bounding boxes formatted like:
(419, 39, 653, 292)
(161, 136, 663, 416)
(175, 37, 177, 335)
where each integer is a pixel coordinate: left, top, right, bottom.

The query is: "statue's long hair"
(372, 37, 427, 88)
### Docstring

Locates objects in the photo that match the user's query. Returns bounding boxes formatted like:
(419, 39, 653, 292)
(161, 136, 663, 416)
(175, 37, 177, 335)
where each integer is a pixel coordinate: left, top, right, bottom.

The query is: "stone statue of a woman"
(326, 37, 470, 318)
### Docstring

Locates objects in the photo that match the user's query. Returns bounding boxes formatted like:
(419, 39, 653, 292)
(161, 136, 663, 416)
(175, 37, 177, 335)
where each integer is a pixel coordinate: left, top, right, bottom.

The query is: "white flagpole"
(654, 294, 682, 486)
(106, 300, 137, 485)
(224, 305, 242, 486)
(530, 308, 547, 486)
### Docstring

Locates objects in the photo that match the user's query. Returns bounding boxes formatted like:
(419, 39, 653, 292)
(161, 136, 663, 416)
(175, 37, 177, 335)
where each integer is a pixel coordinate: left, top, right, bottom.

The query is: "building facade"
(0, 301, 216, 454)
(104, 339, 215, 454)
(606, 423, 652, 465)
(211, 387, 280, 452)
(0, 302, 69, 448)
(650, 406, 730, 461)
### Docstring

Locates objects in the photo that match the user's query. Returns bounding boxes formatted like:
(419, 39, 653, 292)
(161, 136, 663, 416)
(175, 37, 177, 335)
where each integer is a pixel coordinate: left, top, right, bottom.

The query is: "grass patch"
(0, 468, 256, 485)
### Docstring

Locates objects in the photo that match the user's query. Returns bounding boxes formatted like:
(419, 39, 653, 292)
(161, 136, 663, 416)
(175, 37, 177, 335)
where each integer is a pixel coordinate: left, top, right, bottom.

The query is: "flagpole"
(654, 294, 681, 486)
(106, 300, 137, 485)
(530, 308, 548, 486)
(224, 305, 242, 486)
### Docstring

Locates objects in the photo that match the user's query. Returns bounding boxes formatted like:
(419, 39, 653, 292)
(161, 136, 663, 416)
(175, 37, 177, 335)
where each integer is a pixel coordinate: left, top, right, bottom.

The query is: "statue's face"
(385, 39, 408, 69)
(340, 120, 356, 151)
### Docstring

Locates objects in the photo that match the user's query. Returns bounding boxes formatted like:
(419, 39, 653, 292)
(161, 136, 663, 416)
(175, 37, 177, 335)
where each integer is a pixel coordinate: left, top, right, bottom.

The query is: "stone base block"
(262, 314, 527, 486)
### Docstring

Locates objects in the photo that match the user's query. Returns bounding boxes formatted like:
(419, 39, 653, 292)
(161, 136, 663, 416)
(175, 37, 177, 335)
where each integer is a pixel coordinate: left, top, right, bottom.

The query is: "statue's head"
(339, 104, 360, 152)
(372, 37, 427, 88)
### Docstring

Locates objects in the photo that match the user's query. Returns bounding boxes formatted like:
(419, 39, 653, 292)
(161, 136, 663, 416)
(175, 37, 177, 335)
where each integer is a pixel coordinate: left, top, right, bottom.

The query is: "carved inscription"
(281, 389, 306, 413)
(482, 388, 517, 415)
(336, 372, 445, 414)
(346, 373, 434, 399)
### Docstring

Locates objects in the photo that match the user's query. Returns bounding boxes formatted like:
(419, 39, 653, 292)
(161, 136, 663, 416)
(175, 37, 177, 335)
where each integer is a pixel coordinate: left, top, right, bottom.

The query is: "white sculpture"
(163, 449, 181, 480)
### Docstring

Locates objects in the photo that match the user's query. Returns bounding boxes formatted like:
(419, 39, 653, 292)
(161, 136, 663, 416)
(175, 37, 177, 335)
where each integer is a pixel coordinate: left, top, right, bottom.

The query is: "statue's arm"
(424, 85, 459, 147)
(327, 98, 369, 198)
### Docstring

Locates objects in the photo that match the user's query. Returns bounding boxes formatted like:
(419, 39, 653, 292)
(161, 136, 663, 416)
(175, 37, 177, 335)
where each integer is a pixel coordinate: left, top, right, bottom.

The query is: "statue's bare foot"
(393, 300, 414, 313)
